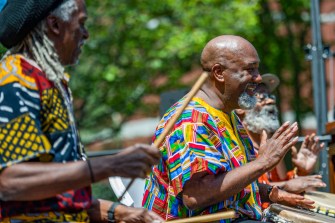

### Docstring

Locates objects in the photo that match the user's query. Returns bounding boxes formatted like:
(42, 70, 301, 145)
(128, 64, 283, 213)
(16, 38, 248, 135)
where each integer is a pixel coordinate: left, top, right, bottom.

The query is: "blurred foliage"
(0, 44, 5, 57)
(254, 0, 312, 130)
(71, 0, 260, 132)
(0, 1, 313, 136)
(92, 180, 117, 201)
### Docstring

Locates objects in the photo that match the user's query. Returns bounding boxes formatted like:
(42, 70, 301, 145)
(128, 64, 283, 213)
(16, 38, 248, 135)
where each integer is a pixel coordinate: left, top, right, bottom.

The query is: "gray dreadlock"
(2, 0, 78, 83)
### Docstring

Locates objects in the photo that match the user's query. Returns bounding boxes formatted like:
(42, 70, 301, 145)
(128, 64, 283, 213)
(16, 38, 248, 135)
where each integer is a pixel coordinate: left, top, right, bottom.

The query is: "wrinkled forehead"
(241, 45, 260, 63)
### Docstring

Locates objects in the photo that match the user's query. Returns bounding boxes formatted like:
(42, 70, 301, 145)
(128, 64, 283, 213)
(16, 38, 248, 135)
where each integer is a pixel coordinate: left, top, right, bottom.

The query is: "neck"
(196, 81, 232, 113)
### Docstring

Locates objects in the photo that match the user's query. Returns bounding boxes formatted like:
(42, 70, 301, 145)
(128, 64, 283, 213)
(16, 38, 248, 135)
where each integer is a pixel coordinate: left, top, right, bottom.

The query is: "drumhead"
(267, 203, 335, 223)
(304, 191, 335, 217)
(305, 191, 335, 211)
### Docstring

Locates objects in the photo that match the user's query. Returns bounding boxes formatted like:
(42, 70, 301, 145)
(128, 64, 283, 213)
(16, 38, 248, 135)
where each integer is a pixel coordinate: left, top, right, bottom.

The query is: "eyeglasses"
(254, 92, 276, 102)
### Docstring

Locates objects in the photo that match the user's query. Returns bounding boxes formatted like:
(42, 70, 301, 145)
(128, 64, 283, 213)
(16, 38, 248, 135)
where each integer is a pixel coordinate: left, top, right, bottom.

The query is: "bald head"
(201, 35, 258, 71)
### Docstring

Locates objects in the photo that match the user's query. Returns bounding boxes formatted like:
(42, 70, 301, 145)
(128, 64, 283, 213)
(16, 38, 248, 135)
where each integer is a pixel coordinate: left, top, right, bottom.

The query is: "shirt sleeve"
(0, 74, 52, 170)
(165, 122, 230, 195)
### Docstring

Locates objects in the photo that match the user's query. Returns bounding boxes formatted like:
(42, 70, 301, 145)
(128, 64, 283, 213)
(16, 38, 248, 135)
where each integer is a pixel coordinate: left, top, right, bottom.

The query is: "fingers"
(318, 142, 325, 153)
(135, 144, 161, 160)
(123, 143, 161, 166)
(143, 209, 165, 223)
(297, 198, 315, 209)
(271, 122, 298, 152)
(110, 155, 155, 178)
(291, 146, 298, 160)
(279, 122, 298, 142)
(272, 121, 290, 139)
(260, 130, 268, 146)
(309, 134, 318, 153)
(148, 211, 165, 223)
(312, 137, 324, 155)
(277, 189, 315, 209)
(282, 135, 299, 153)
(259, 130, 268, 155)
(272, 122, 298, 152)
(305, 133, 315, 149)
(303, 175, 327, 188)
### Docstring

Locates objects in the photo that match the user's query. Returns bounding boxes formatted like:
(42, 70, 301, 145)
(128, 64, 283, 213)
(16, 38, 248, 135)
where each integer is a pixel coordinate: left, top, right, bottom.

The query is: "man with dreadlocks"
(0, 0, 163, 222)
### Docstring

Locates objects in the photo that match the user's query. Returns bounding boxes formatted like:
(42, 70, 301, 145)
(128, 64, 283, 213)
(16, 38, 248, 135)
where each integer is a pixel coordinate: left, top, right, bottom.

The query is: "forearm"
(275, 159, 287, 180)
(183, 159, 268, 210)
(0, 156, 120, 201)
(258, 183, 272, 203)
(87, 199, 112, 222)
(270, 181, 286, 188)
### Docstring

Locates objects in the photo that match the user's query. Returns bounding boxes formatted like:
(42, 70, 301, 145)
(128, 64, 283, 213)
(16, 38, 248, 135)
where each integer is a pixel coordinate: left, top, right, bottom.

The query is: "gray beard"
(238, 91, 257, 110)
(244, 104, 280, 134)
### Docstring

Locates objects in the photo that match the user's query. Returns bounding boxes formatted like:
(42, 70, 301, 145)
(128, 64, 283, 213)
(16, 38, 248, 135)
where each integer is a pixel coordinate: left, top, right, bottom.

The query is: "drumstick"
(166, 210, 238, 223)
(117, 71, 209, 202)
(153, 71, 209, 147)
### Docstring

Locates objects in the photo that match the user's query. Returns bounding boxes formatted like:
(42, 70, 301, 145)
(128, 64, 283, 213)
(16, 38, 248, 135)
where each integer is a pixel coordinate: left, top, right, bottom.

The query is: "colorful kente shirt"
(0, 54, 91, 222)
(143, 97, 262, 222)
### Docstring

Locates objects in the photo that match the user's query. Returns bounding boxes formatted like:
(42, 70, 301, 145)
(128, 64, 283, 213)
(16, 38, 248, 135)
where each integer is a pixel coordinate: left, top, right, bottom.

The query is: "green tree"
(0, 0, 314, 140)
(72, 0, 260, 133)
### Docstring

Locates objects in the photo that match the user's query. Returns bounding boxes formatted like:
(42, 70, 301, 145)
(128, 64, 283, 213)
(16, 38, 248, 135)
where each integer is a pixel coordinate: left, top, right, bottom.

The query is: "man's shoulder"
(0, 54, 53, 91)
(158, 98, 217, 133)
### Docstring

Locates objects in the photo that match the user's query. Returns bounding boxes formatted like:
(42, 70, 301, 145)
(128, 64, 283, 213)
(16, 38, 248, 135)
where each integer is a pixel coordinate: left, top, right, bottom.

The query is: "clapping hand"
(291, 134, 324, 176)
(258, 122, 299, 171)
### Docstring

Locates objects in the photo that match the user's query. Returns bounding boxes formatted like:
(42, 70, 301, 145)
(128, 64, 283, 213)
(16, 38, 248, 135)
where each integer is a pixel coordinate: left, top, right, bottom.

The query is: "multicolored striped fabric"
(143, 97, 262, 222)
(0, 54, 91, 222)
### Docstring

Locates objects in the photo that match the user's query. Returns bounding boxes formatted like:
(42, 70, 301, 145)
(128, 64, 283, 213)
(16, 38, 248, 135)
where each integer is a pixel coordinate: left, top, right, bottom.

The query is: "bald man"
(142, 35, 314, 222)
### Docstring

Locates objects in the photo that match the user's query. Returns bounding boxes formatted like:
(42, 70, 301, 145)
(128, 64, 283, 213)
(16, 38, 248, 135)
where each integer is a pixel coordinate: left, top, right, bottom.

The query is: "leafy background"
(1, 0, 313, 141)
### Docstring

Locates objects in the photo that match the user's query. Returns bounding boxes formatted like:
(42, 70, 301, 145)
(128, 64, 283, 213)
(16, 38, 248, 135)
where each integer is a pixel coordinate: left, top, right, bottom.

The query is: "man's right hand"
(115, 205, 164, 223)
(88, 199, 164, 223)
(258, 121, 299, 172)
(109, 144, 161, 179)
(269, 186, 315, 209)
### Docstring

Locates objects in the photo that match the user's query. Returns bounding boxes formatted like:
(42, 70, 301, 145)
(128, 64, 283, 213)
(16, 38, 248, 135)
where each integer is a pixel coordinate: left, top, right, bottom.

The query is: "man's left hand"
(291, 134, 324, 176)
(282, 175, 326, 194)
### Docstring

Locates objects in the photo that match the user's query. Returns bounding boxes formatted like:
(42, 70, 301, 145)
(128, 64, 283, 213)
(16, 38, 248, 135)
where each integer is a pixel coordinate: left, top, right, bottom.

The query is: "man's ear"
(46, 15, 60, 36)
(212, 63, 225, 82)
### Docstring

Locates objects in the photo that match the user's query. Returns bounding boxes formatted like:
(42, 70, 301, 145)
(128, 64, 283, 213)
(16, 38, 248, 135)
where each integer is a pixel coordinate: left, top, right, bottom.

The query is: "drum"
(304, 191, 335, 217)
(264, 203, 335, 223)
(109, 177, 145, 207)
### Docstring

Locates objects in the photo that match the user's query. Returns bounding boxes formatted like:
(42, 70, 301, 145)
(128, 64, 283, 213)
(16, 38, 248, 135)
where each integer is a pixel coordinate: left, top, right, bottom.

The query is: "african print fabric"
(143, 97, 262, 222)
(0, 54, 91, 222)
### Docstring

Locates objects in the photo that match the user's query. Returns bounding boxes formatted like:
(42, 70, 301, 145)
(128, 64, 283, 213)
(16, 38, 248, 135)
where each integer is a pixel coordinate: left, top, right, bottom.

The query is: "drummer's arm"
(182, 123, 299, 210)
(269, 181, 286, 188)
(275, 159, 288, 181)
(182, 159, 271, 210)
(0, 144, 160, 201)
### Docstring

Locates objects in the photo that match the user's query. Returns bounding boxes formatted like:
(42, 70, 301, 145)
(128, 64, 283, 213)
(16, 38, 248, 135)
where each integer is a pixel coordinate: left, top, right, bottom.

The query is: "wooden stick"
(117, 72, 208, 202)
(167, 210, 238, 223)
(154, 71, 209, 147)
